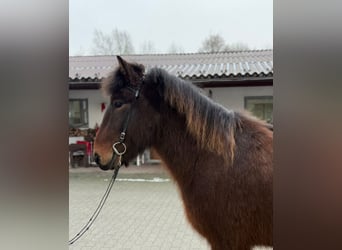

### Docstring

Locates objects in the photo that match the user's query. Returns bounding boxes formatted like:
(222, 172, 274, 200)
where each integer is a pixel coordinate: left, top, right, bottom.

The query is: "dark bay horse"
(94, 56, 273, 250)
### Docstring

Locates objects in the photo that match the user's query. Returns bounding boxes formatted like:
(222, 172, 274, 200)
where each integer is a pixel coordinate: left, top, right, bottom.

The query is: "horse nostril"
(94, 153, 100, 165)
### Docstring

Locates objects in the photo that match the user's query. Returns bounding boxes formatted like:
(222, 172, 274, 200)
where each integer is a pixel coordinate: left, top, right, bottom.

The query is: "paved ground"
(69, 164, 271, 250)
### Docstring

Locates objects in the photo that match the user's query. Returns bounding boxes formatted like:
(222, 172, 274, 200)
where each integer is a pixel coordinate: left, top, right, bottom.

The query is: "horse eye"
(113, 101, 123, 108)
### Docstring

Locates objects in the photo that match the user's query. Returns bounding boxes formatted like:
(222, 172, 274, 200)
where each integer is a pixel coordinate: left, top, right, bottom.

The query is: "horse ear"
(116, 56, 145, 86)
(117, 56, 132, 79)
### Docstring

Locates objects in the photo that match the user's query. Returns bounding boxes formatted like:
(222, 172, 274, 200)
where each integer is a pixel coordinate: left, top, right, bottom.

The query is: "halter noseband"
(108, 77, 144, 170)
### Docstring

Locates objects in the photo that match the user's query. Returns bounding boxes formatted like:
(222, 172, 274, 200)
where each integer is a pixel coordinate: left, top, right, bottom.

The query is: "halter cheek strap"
(109, 86, 141, 168)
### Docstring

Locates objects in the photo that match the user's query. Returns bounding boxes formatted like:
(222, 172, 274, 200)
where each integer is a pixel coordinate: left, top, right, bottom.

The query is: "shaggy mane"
(102, 66, 270, 163)
(149, 68, 241, 163)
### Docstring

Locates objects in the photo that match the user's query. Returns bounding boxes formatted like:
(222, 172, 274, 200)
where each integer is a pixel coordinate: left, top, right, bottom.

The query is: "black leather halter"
(106, 81, 143, 170)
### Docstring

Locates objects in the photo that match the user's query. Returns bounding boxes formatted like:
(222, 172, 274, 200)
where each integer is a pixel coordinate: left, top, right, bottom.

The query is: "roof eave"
(191, 75, 273, 87)
(69, 82, 101, 90)
(68, 74, 273, 90)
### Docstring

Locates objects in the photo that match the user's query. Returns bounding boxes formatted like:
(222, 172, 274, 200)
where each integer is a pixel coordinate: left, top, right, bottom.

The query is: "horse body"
(154, 110, 272, 250)
(94, 56, 273, 250)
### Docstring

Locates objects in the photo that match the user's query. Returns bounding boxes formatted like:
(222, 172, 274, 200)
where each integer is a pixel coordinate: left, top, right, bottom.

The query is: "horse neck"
(153, 109, 203, 185)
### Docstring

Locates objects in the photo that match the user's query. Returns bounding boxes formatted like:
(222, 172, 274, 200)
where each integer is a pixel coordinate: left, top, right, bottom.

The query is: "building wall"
(202, 86, 273, 112)
(69, 85, 273, 128)
(69, 89, 108, 128)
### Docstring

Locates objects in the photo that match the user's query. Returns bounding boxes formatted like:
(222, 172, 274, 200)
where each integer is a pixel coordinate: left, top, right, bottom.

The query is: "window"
(208, 89, 213, 99)
(69, 99, 88, 127)
(245, 96, 273, 123)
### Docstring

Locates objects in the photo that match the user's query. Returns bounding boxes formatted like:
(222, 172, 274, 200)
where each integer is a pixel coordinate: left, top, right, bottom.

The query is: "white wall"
(69, 89, 108, 128)
(202, 86, 273, 112)
(69, 86, 273, 128)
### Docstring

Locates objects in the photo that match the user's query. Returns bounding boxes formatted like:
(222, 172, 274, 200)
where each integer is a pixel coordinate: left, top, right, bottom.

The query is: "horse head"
(94, 56, 160, 170)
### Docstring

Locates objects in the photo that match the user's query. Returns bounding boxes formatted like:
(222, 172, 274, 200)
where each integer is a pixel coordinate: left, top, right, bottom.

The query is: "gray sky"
(69, 0, 273, 55)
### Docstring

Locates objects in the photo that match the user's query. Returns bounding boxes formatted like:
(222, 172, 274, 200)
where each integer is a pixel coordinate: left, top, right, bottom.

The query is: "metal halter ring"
(112, 142, 127, 156)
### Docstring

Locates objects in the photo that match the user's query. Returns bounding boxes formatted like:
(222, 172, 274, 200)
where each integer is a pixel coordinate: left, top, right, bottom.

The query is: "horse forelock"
(146, 68, 240, 163)
(102, 68, 125, 97)
(102, 62, 145, 97)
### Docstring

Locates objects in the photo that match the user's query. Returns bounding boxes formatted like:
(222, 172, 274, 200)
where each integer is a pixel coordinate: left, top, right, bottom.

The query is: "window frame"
(244, 96, 273, 123)
(69, 98, 89, 128)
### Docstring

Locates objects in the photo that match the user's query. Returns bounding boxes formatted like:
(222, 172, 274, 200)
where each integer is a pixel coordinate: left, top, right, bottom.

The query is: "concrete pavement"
(69, 165, 271, 250)
(69, 165, 210, 250)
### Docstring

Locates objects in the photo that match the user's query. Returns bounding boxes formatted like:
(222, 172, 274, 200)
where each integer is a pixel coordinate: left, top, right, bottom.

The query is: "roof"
(69, 50, 273, 83)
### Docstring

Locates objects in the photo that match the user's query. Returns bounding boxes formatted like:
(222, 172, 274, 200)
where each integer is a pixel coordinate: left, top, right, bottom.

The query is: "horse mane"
(147, 68, 242, 163)
(102, 65, 269, 164)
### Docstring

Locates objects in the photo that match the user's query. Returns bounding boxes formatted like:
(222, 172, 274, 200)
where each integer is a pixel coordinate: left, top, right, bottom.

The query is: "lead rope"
(69, 160, 121, 245)
(69, 83, 142, 246)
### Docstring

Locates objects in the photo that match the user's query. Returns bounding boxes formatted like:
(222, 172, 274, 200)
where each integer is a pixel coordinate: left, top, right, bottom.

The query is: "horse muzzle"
(98, 163, 111, 171)
(94, 152, 117, 171)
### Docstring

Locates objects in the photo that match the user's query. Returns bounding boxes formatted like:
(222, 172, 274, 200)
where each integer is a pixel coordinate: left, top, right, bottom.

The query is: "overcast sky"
(69, 0, 273, 55)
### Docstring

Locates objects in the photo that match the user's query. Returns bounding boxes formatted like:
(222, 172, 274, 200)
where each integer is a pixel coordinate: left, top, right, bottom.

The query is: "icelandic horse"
(94, 56, 273, 250)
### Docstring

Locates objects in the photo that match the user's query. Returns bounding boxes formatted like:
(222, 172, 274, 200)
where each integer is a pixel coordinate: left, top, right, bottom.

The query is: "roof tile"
(69, 50, 273, 81)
